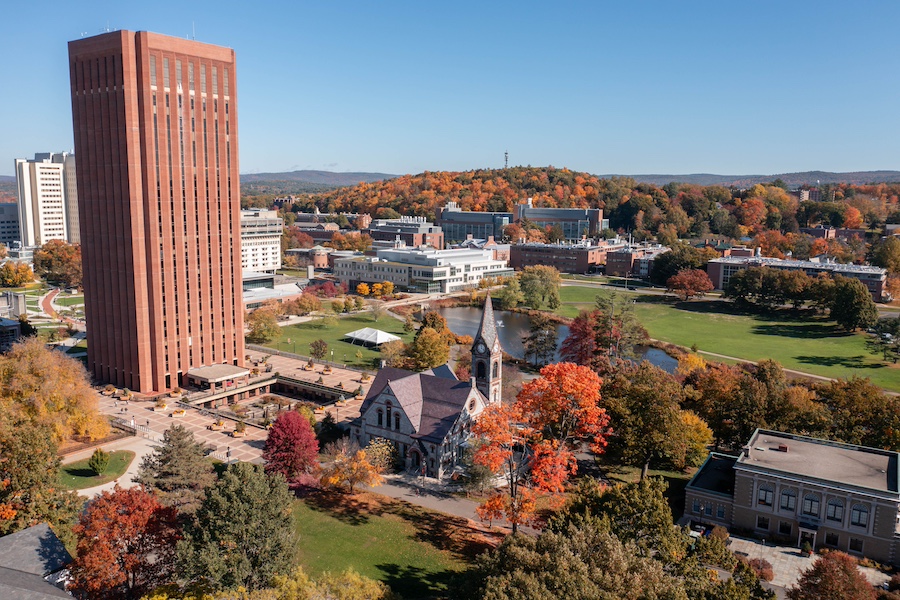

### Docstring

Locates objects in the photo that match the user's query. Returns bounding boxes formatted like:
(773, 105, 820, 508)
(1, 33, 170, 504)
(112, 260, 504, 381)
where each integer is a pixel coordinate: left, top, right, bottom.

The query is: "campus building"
(14, 152, 79, 246)
(353, 298, 502, 478)
(69, 30, 245, 393)
(0, 203, 21, 247)
(685, 430, 900, 565)
(333, 246, 513, 293)
(436, 201, 512, 243)
(605, 243, 670, 278)
(240, 209, 283, 273)
(364, 216, 444, 249)
(508, 238, 628, 273)
(706, 256, 888, 301)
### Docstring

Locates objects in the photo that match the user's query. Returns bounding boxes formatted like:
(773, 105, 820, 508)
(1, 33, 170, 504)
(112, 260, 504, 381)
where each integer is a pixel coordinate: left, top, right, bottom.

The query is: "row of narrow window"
(757, 487, 869, 527)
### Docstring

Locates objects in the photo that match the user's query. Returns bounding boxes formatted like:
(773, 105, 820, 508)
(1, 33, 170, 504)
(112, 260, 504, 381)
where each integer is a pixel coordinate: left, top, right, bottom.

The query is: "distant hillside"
(240, 170, 395, 186)
(613, 171, 900, 187)
(0, 176, 14, 184)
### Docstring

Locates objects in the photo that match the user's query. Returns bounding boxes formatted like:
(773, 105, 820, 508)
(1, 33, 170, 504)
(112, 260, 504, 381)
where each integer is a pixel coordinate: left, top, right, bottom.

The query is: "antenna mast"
(504, 151, 508, 169)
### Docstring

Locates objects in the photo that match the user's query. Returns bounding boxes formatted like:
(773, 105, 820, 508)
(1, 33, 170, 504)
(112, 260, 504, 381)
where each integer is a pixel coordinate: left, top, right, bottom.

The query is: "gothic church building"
(353, 297, 502, 478)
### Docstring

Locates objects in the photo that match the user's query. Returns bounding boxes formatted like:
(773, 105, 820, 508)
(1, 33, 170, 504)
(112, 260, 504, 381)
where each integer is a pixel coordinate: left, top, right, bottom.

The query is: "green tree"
(178, 462, 297, 591)
(496, 276, 524, 309)
(871, 236, 900, 274)
(0, 420, 81, 547)
(407, 327, 450, 370)
(135, 424, 216, 514)
(246, 308, 280, 343)
(519, 266, 561, 310)
(88, 448, 110, 476)
(593, 293, 648, 362)
(829, 275, 878, 330)
(522, 313, 557, 366)
(650, 243, 715, 286)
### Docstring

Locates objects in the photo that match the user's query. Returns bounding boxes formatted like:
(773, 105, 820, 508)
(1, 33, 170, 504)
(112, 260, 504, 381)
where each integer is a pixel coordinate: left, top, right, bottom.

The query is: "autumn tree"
(365, 437, 399, 474)
(0, 337, 109, 441)
(246, 308, 280, 343)
(650, 243, 717, 286)
(327, 231, 372, 252)
(178, 462, 297, 591)
(519, 265, 561, 310)
(135, 424, 216, 514)
(473, 363, 610, 533)
(356, 283, 370, 296)
(666, 268, 714, 300)
(33, 240, 82, 288)
(263, 410, 319, 481)
(293, 292, 322, 315)
(309, 338, 328, 360)
(0, 261, 34, 287)
(593, 293, 648, 362)
(379, 339, 407, 368)
(70, 486, 181, 599)
(787, 551, 876, 600)
(407, 327, 450, 370)
(0, 420, 81, 545)
(319, 438, 383, 493)
(872, 236, 900, 274)
(559, 310, 596, 366)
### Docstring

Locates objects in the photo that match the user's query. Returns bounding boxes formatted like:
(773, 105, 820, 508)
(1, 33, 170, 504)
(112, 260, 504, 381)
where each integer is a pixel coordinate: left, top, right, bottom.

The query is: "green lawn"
(66, 339, 88, 354)
(293, 492, 478, 598)
(557, 285, 900, 392)
(55, 295, 84, 306)
(58, 450, 135, 490)
(263, 314, 415, 369)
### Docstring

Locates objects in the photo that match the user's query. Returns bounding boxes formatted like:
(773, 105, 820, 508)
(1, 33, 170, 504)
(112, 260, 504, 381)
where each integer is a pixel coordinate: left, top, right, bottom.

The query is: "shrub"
(710, 525, 729, 542)
(88, 448, 110, 476)
(235, 421, 246, 433)
(747, 558, 774, 582)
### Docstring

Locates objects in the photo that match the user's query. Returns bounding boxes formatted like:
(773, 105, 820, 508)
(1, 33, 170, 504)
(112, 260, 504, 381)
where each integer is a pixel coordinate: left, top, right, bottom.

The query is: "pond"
(435, 306, 678, 373)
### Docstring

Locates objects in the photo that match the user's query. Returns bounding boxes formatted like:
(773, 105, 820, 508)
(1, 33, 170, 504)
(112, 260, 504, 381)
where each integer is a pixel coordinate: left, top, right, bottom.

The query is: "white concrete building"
(240, 209, 283, 274)
(334, 245, 513, 293)
(14, 152, 79, 246)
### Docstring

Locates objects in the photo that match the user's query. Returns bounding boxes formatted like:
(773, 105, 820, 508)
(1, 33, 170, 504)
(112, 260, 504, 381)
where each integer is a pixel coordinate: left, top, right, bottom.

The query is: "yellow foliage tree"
(380, 281, 394, 296)
(356, 283, 370, 297)
(371, 283, 384, 297)
(0, 338, 109, 441)
(319, 439, 383, 493)
(676, 352, 707, 376)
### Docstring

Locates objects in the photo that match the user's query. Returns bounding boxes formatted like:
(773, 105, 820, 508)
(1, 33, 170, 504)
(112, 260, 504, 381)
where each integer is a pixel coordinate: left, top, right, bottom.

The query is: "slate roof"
(361, 366, 479, 444)
(475, 295, 498, 349)
(0, 524, 72, 600)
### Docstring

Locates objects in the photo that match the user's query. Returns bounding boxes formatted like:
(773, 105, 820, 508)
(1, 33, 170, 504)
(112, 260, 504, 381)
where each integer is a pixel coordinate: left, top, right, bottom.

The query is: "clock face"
(477, 343, 486, 354)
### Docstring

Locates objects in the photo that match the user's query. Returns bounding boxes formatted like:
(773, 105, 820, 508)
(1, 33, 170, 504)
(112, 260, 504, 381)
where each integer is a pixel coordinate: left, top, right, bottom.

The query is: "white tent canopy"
(343, 327, 401, 346)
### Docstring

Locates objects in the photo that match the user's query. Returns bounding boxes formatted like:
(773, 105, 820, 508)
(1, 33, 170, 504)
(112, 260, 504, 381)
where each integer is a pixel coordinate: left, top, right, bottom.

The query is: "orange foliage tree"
(472, 363, 610, 533)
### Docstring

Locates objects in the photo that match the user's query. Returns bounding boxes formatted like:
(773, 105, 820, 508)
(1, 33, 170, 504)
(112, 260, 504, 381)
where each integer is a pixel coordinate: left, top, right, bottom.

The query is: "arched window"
(826, 499, 844, 522)
(802, 494, 820, 517)
(376, 409, 383, 427)
(476, 361, 486, 379)
(492, 361, 499, 378)
(757, 484, 774, 506)
(851, 504, 869, 528)
(780, 490, 796, 511)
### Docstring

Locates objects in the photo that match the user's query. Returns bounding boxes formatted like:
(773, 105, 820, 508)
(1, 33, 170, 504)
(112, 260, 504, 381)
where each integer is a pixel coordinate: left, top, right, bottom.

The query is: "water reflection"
(435, 306, 677, 373)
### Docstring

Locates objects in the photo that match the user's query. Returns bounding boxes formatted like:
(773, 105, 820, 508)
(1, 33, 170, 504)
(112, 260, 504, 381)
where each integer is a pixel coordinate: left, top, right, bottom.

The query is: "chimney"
(470, 376, 477, 389)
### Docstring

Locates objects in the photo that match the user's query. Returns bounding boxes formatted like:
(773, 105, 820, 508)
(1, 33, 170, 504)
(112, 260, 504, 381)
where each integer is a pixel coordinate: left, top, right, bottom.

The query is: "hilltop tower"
(471, 295, 503, 404)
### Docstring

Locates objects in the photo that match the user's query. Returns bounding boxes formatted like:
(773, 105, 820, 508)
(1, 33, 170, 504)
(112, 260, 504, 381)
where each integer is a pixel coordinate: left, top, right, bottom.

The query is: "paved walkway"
(364, 474, 481, 522)
(61, 436, 159, 498)
(728, 536, 890, 590)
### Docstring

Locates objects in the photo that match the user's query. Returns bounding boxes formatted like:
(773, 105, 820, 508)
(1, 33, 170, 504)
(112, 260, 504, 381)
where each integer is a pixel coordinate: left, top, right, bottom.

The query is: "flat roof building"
(707, 255, 887, 301)
(605, 243, 670, 278)
(240, 209, 283, 274)
(436, 200, 608, 243)
(14, 152, 79, 246)
(509, 238, 628, 273)
(685, 429, 900, 565)
(365, 216, 444, 249)
(0, 203, 21, 247)
(69, 30, 245, 393)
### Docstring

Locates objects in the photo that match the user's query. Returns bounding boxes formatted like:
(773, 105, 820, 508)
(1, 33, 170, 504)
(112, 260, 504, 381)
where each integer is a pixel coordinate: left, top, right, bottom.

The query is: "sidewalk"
(62, 435, 159, 498)
(364, 474, 481, 522)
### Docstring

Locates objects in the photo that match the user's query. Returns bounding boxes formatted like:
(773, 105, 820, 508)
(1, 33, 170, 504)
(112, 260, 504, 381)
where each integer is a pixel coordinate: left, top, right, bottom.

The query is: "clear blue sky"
(2, 1, 898, 177)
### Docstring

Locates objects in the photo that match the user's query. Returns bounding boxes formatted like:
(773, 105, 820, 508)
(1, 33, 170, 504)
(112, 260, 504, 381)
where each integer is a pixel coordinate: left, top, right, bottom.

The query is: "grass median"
(58, 450, 135, 490)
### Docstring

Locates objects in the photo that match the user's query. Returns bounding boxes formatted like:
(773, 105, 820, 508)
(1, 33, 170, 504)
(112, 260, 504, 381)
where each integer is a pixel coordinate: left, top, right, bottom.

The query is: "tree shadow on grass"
(61, 468, 99, 479)
(751, 323, 852, 339)
(376, 563, 461, 599)
(793, 355, 885, 370)
(301, 490, 372, 526)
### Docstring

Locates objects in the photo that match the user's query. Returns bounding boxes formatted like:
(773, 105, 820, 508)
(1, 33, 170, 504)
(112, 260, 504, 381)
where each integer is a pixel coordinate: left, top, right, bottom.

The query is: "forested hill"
(617, 171, 900, 187)
(306, 167, 900, 246)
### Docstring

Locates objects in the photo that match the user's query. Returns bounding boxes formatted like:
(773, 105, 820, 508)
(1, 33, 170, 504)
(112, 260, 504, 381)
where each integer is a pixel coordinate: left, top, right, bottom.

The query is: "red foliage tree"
(666, 269, 714, 301)
(263, 410, 319, 481)
(472, 363, 610, 533)
(787, 551, 876, 600)
(69, 486, 180, 599)
(559, 310, 598, 366)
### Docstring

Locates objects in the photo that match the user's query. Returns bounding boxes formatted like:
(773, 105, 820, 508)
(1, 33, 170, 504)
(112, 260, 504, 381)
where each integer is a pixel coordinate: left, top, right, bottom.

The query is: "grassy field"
(55, 295, 84, 307)
(263, 314, 415, 369)
(557, 285, 900, 392)
(58, 450, 135, 490)
(294, 492, 491, 598)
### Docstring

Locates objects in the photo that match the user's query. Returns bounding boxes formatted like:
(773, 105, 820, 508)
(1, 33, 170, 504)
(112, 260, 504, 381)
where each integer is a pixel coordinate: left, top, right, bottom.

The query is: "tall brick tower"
(68, 30, 244, 393)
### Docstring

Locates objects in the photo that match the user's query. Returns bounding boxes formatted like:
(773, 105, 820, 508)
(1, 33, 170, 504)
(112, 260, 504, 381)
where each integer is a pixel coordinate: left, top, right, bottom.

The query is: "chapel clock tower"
(472, 295, 503, 405)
